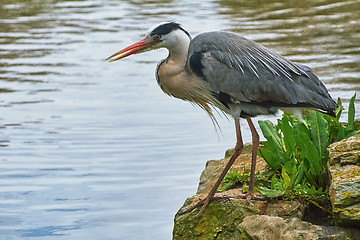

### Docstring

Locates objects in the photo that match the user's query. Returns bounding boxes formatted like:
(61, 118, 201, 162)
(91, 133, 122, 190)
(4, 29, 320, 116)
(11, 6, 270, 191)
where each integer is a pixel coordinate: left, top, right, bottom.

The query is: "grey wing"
(188, 31, 337, 114)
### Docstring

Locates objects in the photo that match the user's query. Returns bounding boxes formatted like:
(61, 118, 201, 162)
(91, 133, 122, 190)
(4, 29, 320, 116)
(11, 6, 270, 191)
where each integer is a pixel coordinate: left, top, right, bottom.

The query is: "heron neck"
(166, 34, 190, 71)
(156, 33, 192, 99)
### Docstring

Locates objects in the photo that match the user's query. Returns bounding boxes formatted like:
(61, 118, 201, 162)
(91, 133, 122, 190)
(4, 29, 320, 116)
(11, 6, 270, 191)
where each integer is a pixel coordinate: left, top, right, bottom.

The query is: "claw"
(246, 192, 253, 201)
(177, 195, 212, 216)
(195, 197, 210, 217)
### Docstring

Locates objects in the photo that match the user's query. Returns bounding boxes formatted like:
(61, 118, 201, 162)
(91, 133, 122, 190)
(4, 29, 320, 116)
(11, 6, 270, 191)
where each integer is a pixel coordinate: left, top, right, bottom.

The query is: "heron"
(106, 22, 337, 216)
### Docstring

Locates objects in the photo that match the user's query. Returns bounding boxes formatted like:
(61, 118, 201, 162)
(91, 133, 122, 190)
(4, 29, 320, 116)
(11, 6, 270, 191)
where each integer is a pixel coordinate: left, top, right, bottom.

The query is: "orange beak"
(106, 38, 153, 62)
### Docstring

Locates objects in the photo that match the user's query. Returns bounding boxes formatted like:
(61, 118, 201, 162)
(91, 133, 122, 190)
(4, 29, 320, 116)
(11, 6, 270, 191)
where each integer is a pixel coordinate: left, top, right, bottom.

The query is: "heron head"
(106, 22, 191, 62)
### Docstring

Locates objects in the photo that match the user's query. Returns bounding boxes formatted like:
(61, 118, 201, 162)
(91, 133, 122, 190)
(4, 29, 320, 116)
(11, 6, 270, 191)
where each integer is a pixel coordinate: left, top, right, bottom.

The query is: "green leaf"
(302, 160, 317, 186)
(283, 161, 294, 176)
(289, 164, 298, 189)
(346, 93, 356, 134)
(348, 129, 360, 138)
(280, 116, 296, 160)
(295, 132, 322, 176)
(220, 182, 236, 192)
(270, 174, 278, 190)
(258, 139, 283, 170)
(306, 111, 329, 157)
(292, 120, 310, 138)
(323, 113, 341, 143)
(294, 161, 305, 186)
(220, 170, 250, 191)
(281, 167, 291, 188)
(307, 185, 317, 195)
(259, 186, 285, 198)
(259, 120, 281, 146)
(258, 120, 287, 168)
(335, 97, 343, 121)
(337, 124, 346, 141)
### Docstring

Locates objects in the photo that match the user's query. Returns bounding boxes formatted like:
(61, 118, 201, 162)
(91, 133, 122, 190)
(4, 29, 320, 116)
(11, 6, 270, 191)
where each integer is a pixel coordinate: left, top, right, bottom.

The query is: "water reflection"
(0, 0, 359, 239)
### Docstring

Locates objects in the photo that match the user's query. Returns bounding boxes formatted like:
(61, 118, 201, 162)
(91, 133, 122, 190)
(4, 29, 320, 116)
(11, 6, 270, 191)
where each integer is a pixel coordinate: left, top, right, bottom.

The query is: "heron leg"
(179, 118, 244, 217)
(246, 117, 259, 199)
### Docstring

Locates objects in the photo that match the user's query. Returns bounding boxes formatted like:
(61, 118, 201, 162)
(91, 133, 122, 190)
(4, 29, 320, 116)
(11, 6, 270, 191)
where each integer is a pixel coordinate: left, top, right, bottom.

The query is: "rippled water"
(1, 1, 359, 239)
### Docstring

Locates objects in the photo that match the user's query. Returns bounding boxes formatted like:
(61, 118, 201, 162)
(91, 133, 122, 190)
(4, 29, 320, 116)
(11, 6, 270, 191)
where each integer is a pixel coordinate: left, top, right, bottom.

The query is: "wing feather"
(187, 31, 337, 112)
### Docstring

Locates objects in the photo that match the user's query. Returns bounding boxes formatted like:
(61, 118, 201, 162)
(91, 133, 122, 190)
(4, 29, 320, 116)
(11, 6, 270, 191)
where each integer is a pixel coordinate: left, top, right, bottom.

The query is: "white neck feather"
(165, 30, 190, 69)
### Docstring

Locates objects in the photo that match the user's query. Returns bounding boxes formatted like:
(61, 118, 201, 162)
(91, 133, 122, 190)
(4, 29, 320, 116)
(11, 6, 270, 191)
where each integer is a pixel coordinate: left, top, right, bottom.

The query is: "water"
(0, 0, 359, 239)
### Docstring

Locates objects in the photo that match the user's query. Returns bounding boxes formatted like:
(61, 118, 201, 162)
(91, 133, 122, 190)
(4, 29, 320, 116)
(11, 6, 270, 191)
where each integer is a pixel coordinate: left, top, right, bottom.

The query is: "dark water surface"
(1, 1, 359, 239)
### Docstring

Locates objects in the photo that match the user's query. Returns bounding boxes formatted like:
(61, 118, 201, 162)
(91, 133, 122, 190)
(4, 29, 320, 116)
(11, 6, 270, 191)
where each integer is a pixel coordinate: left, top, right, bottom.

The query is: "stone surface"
(173, 197, 305, 240)
(174, 197, 359, 240)
(239, 215, 359, 240)
(328, 134, 360, 165)
(173, 198, 260, 240)
(328, 134, 360, 227)
(261, 199, 305, 219)
(329, 164, 360, 226)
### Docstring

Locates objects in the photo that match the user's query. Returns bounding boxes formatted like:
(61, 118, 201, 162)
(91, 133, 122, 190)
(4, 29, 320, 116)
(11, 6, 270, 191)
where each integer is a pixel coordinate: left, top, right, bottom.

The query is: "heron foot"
(246, 191, 253, 201)
(177, 195, 213, 217)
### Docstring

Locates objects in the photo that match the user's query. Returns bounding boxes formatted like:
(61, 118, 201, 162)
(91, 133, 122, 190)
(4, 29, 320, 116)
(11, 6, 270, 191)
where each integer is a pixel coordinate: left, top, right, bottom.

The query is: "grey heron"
(107, 22, 337, 216)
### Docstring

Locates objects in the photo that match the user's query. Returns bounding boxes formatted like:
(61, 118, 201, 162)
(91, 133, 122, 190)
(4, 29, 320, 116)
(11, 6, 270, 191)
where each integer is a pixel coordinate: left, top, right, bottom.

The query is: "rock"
(173, 197, 303, 240)
(329, 164, 360, 226)
(173, 197, 359, 240)
(328, 134, 360, 165)
(239, 215, 359, 240)
(262, 199, 305, 219)
(239, 215, 322, 240)
(173, 198, 259, 240)
(328, 134, 360, 227)
(173, 138, 360, 239)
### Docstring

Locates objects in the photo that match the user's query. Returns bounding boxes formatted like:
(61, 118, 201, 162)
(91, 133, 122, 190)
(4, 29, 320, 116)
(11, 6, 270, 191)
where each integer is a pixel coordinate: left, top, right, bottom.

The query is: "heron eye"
(155, 35, 161, 40)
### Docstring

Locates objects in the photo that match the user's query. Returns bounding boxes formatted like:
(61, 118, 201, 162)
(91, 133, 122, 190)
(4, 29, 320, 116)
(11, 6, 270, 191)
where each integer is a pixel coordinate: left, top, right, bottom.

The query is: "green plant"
(258, 168, 325, 199)
(220, 170, 250, 192)
(220, 94, 358, 200)
(325, 94, 360, 142)
(257, 111, 329, 197)
(257, 93, 358, 199)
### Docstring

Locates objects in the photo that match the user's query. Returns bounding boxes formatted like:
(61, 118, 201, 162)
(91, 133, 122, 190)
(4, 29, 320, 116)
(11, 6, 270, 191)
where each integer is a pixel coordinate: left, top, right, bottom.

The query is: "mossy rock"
(173, 198, 259, 240)
(328, 135, 360, 227)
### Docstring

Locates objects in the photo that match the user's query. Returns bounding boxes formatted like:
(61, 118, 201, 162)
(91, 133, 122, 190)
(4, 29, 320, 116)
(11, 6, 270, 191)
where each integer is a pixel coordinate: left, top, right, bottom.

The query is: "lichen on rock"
(328, 134, 360, 227)
(328, 134, 360, 165)
(174, 198, 259, 240)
